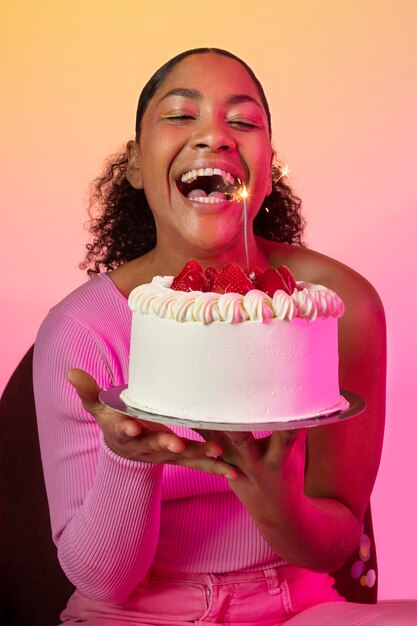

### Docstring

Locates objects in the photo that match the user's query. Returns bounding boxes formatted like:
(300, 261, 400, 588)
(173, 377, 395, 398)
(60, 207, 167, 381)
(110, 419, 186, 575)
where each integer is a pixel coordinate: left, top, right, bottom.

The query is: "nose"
(191, 115, 236, 152)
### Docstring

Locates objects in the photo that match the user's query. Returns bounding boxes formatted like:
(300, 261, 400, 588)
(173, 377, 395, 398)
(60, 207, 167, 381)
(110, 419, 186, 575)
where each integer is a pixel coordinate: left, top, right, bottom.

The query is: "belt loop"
(264, 568, 282, 596)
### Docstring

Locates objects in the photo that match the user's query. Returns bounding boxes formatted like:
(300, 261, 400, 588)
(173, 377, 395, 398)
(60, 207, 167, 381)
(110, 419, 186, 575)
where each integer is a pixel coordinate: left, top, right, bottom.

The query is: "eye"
(160, 114, 197, 124)
(227, 118, 261, 130)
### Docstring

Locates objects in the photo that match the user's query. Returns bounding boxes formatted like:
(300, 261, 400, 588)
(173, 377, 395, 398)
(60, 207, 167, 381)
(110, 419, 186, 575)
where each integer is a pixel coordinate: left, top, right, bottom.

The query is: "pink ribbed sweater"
(33, 274, 283, 604)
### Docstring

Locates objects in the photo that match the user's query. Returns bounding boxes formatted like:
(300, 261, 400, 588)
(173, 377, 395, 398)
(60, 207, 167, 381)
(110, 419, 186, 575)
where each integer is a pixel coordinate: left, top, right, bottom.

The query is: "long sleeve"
(33, 275, 284, 604)
(33, 277, 164, 602)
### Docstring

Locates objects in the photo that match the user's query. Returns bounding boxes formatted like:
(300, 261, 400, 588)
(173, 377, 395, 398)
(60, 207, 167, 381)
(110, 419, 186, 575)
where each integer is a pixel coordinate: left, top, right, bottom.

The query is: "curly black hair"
(81, 48, 305, 276)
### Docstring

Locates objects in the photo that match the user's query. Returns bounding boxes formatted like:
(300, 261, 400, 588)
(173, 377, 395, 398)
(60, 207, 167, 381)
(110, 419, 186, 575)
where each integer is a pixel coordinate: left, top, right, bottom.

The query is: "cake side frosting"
(122, 277, 347, 423)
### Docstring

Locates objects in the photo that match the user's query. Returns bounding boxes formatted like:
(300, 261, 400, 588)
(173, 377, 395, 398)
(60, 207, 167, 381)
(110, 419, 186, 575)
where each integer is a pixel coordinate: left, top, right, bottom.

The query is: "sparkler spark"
(276, 164, 290, 183)
(239, 184, 248, 199)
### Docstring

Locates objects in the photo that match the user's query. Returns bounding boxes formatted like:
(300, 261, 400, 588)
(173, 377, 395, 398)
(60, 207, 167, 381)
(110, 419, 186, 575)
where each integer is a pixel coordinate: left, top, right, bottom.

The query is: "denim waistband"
(150, 563, 312, 586)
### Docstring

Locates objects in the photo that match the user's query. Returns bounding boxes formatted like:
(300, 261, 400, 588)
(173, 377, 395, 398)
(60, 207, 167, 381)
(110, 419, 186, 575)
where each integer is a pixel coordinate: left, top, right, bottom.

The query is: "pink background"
(1, 0, 416, 599)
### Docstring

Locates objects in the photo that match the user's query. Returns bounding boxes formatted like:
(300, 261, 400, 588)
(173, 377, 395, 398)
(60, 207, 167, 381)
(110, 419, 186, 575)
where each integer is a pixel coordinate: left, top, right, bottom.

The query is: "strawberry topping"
(170, 259, 297, 297)
(212, 261, 253, 295)
(204, 266, 219, 291)
(247, 264, 263, 287)
(257, 267, 290, 297)
(277, 265, 297, 294)
(171, 260, 206, 292)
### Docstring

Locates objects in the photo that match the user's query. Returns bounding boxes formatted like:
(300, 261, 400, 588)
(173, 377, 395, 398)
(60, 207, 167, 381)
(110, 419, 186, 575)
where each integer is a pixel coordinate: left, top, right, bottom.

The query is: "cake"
(121, 261, 346, 424)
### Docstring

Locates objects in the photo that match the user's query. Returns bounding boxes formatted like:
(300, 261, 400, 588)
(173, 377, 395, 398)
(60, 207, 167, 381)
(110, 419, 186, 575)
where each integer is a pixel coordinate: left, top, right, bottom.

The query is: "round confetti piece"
(351, 560, 365, 579)
(366, 569, 376, 588)
(359, 544, 371, 561)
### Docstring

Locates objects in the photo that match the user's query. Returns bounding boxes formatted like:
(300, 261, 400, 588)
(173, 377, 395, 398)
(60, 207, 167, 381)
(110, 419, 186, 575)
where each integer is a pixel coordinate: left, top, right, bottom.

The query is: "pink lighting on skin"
(1, 0, 417, 601)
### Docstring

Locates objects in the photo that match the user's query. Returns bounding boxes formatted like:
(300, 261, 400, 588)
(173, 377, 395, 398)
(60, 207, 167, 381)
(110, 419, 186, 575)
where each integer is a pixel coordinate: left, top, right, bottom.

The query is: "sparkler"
(238, 184, 250, 271)
(227, 166, 290, 270)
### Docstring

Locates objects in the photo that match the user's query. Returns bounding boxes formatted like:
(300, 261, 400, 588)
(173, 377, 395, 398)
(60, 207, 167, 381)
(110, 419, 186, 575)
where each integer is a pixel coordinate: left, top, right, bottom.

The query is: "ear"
(126, 140, 144, 189)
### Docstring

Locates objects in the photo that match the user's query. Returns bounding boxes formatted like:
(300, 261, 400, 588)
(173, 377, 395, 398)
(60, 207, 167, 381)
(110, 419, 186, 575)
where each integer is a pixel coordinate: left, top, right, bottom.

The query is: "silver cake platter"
(99, 386, 366, 432)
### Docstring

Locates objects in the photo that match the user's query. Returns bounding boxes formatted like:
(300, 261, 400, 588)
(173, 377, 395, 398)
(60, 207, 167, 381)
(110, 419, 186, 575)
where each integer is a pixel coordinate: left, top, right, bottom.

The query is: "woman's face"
(127, 53, 273, 258)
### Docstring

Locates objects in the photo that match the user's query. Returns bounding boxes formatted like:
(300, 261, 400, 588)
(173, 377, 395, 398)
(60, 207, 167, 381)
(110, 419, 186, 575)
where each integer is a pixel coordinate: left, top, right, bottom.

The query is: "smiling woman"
(31, 47, 403, 625)
(82, 48, 304, 278)
(123, 53, 275, 263)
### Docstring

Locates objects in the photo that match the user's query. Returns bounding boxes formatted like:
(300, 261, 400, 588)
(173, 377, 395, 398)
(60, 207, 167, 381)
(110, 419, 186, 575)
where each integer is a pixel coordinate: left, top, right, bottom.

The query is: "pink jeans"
(60, 565, 342, 625)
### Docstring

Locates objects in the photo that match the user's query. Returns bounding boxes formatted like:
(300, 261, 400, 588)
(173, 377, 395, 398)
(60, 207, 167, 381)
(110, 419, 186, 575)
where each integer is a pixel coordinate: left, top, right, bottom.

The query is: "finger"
(141, 432, 223, 460)
(196, 428, 256, 451)
(199, 429, 261, 467)
(276, 428, 299, 446)
(193, 430, 224, 458)
(127, 432, 235, 476)
(197, 429, 254, 446)
(155, 432, 186, 453)
(279, 427, 307, 446)
(177, 455, 238, 480)
(224, 431, 260, 460)
(112, 415, 144, 441)
(225, 431, 255, 447)
(67, 368, 145, 440)
(265, 428, 307, 463)
(66, 368, 103, 412)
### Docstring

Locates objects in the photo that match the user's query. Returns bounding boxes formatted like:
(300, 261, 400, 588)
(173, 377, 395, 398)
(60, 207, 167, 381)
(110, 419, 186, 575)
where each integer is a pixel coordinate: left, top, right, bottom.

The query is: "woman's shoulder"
(261, 240, 384, 318)
(44, 273, 128, 328)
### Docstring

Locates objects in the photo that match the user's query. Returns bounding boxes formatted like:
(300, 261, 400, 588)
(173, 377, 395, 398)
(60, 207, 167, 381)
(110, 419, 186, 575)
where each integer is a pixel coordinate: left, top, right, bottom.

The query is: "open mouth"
(176, 167, 243, 204)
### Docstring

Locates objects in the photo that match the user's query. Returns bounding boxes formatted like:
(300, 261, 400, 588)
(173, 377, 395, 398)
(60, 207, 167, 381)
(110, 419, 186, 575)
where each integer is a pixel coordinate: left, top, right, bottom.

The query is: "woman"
(34, 48, 387, 625)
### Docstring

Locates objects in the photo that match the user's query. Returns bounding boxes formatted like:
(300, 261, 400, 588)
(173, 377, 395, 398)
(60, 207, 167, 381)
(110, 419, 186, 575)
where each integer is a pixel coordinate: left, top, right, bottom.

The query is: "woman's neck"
(150, 235, 269, 274)
(108, 237, 270, 299)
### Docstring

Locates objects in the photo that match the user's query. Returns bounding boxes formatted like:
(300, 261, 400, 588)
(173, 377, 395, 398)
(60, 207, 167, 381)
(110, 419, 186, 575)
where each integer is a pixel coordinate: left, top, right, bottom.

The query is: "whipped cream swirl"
(128, 276, 345, 324)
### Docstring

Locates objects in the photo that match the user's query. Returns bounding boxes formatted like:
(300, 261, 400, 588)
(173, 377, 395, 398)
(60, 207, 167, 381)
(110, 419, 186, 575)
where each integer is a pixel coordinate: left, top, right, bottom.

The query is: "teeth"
(191, 196, 225, 204)
(180, 168, 236, 186)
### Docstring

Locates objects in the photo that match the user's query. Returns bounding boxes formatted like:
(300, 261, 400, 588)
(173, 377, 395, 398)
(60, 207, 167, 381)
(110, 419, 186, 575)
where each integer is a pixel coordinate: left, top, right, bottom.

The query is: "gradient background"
(1, 0, 416, 600)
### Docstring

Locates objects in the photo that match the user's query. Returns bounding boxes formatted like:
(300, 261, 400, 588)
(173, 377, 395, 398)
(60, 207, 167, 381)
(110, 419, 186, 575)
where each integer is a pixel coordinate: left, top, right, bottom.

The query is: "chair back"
(0, 346, 74, 626)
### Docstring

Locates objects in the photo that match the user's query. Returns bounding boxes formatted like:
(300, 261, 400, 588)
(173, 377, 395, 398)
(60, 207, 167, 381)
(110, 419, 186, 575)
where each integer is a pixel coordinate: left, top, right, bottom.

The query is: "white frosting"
(128, 277, 344, 324)
(122, 276, 346, 424)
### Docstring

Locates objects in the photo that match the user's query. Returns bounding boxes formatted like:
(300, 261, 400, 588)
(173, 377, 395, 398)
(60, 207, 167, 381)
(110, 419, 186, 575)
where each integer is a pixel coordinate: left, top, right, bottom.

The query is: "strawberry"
(171, 269, 206, 292)
(212, 261, 253, 295)
(277, 265, 297, 294)
(247, 264, 263, 287)
(204, 266, 219, 291)
(171, 259, 206, 292)
(172, 259, 203, 283)
(257, 267, 290, 297)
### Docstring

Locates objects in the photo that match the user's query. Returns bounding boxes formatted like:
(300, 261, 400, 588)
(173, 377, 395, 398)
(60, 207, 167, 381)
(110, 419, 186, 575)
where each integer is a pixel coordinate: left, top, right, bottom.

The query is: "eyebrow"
(158, 88, 201, 102)
(158, 88, 263, 109)
(226, 94, 262, 109)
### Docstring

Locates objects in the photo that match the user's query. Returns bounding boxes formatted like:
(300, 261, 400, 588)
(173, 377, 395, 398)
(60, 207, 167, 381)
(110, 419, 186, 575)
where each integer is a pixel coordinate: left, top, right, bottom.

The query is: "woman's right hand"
(66, 368, 237, 478)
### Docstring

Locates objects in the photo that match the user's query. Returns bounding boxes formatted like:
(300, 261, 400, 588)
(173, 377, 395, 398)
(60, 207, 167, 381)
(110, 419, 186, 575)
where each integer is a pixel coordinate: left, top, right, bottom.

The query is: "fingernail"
(205, 451, 220, 458)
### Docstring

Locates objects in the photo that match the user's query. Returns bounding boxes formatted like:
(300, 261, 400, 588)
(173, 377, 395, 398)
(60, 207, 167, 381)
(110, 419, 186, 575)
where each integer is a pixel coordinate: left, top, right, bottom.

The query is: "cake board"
(99, 386, 366, 432)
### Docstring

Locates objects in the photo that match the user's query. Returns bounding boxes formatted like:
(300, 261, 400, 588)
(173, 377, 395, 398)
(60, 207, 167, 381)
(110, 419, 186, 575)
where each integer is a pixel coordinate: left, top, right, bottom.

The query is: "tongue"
(187, 189, 227, 200)
(209, 191, 228, 200)
(187, 188, 207, 198)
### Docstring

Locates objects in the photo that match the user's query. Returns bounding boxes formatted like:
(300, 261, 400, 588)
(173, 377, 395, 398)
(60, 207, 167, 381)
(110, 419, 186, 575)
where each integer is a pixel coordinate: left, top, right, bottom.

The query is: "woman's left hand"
(196, 428, 307, 526)
(197, 425, 362, 573)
